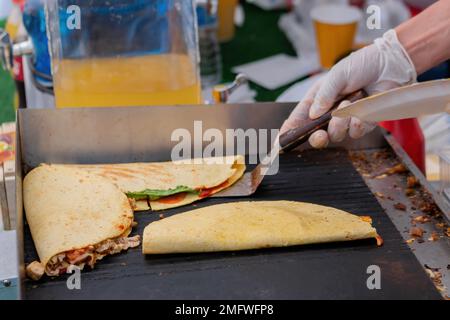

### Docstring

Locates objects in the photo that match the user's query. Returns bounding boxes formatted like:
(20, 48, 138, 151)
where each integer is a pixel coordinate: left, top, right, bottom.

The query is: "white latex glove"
(281, 29, 417, 148)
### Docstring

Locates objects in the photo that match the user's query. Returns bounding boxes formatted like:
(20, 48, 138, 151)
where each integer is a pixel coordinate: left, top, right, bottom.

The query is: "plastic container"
(197, 0, 222, 87)
(45, 0, 202, 108)
(22, 0, 52, 80)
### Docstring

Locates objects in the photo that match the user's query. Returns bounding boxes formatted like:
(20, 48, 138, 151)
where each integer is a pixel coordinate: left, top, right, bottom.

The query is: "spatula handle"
(279, 90, 367, 152)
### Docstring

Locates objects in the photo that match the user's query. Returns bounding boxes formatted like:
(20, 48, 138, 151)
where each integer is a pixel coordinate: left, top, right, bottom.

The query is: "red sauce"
(360, 216, 372, 223)
(156, 179, 231, 203)
(157, 192, 187, 204)
(376, 235, 384, 247)
(199, 180, 229, 198)
(66, 248, 87, 261)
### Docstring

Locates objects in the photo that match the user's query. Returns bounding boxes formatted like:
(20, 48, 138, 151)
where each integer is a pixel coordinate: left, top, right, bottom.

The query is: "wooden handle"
(279, 90, 367, 152)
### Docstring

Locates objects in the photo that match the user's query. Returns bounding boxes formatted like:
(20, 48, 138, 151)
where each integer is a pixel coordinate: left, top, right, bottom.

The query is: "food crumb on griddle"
(410, 227, 424, 238)
(413, 216, 430, 224)
(407, 176, 420, 188)
(373, 163, 408, 178)
(385, 163, 407, 175)
(424, 265, 445, 293)
(428, 232, 439, 242)
(374, 192, 384, 199)
(394, 203, 407, 211)
(436, 223, 445, 229)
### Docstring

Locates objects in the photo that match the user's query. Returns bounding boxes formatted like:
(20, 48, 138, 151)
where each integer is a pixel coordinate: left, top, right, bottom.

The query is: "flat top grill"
(23, 149, 441, 299)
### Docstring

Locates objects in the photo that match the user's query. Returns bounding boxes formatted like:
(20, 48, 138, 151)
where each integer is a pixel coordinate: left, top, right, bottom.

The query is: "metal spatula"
(211, 90, 367, 197)
(332, 79, 450, 122)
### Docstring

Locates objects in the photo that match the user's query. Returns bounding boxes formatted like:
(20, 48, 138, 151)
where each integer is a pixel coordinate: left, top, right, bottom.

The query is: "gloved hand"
(280, 29, 417, 148)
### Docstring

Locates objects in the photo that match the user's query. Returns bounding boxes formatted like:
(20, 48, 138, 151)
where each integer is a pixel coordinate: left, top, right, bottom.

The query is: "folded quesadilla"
(143, 201, 381, 254)
(67, 155, 245, 211)
(24, 165, 140, 280)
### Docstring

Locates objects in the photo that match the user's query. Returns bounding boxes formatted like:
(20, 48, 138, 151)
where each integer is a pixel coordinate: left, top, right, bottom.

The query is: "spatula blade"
(210, 164, 264, 197)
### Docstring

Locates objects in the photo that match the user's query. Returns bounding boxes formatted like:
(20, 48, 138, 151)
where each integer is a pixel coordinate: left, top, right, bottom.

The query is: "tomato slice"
(199, 180, 229, 198)
(156, 192, 187, 204)
(155, 179, 231, 204)
(66, 248, 87, 261)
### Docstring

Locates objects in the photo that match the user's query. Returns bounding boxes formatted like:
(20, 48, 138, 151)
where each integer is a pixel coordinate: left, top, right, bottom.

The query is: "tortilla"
(142, 201, 380, 254)
(23, 165, 140, 279)
(67, 155, 245, 211)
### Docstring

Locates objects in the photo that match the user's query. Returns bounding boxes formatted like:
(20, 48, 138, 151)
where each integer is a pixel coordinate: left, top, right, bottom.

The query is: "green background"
(220, 3, 297, 101)
(0, 19, 16, 124)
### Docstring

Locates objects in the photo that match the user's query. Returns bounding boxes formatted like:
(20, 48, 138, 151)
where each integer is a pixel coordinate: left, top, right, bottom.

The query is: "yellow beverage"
(217, 0, 238, 43)
(5, 5, 21, 40)
(311, 5, 362, 69)
(53, 53, 202, 108)
(5, 23, 18, 40)
(314, 21, 358, 68)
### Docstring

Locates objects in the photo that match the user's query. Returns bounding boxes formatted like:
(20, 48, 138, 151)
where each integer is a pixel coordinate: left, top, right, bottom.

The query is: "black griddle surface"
(24, 150, 441, 299)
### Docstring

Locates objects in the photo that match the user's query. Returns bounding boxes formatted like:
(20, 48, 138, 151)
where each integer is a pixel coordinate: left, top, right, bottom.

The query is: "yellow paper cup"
(311, 5, 362, 69)
(217, 0, 238, 43)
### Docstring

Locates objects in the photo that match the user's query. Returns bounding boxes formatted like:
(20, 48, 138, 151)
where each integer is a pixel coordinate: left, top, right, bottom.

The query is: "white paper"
(232, 54, 320, 90)
(276, 72, 326, 102)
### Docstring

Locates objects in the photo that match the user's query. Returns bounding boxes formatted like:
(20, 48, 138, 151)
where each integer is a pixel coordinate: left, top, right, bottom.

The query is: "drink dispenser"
(45, 0, 202, 108)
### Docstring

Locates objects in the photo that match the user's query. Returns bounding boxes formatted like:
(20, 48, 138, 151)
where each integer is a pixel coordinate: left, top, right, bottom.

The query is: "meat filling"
(26, 234, 140, 280)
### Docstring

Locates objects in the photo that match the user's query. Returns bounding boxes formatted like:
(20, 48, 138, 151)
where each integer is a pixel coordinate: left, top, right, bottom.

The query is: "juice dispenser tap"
(0, 28, 33, 71)
(212, 73, 248, 103)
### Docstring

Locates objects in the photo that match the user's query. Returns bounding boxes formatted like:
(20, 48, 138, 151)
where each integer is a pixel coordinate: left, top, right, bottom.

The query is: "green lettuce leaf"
(125, 185, 199, 201)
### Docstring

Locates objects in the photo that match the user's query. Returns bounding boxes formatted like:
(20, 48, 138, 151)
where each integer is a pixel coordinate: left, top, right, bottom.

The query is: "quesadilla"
(67, 155, 245, 211)
(23, 165, 140, 280)
(143, 201, 381, 254)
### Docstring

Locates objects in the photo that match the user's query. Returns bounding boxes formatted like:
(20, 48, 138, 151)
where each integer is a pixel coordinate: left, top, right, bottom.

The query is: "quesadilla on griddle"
(67, 155, 245, 211)
(23, 165, 140, 280)
(143, 201, 381, 254)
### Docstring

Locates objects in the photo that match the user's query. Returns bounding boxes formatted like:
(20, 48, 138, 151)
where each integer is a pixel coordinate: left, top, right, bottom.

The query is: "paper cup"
(217, 0, 238, 43)
(311, 4, 362, 69)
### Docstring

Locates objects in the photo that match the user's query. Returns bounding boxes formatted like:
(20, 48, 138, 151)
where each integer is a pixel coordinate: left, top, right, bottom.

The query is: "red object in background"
(12, 56, 24, 81)
(379, 120, 425, 173)
(406, 4, 422, 17)
(349, 0, 365, 8)
(12, 0, 25, 11)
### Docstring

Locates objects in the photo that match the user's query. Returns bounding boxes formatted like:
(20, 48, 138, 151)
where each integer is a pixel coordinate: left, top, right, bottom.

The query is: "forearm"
(396, 0, 450, 75)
